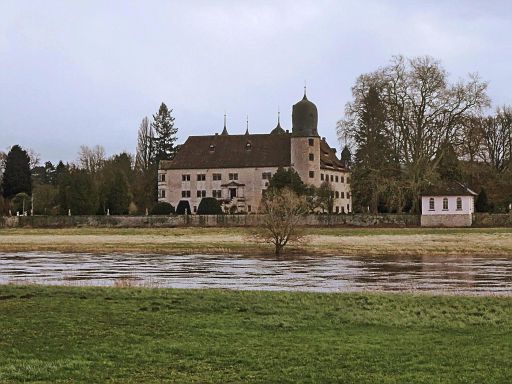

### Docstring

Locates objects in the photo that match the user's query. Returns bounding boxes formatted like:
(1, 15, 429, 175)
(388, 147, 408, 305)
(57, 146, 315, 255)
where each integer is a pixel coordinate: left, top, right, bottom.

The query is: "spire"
(221, 113, 228, 135)
(245, 115, 249, 135)
(270, 106, 285, 135)
(303, 81, 307, 100)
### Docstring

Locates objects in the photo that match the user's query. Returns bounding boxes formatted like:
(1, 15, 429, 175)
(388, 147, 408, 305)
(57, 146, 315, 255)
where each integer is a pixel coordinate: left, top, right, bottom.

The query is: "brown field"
(1, 227, 511, 256)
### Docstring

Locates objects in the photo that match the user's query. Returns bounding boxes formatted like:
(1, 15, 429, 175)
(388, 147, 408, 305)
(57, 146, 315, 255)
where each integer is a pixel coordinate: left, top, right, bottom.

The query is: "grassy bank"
(0, 285, 511, 383)
(1, 227, 512, 256)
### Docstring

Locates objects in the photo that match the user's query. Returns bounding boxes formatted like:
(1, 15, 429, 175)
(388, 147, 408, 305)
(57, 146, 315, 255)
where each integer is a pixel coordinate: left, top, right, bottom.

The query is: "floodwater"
(0, 252, 511, 295)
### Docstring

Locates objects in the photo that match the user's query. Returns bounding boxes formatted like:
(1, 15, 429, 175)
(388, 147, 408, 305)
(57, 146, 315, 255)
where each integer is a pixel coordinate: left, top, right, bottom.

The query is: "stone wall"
(473, 213, 512, 227)
(0, 214, 420, 228)
(421, 214, 472, 227)
(2, 214, 511, 228)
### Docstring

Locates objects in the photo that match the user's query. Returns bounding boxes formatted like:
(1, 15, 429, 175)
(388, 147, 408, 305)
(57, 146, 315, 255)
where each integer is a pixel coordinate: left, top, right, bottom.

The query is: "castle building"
(158, 91, 351, 214)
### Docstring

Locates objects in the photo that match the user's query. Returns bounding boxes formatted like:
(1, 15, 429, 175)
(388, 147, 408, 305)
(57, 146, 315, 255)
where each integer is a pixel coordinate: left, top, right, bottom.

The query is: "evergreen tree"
(103, 170, 131, 215)
(437, 141, 462, 182)
(267, 167, 306, 196)
(197, 197, 223, 215)
(2, 145, 32, 198)
(57, 168, 98, 215)
(350, 86, 397, 213)
(475, 188, 491, 213)
(152, 103, 178, 164)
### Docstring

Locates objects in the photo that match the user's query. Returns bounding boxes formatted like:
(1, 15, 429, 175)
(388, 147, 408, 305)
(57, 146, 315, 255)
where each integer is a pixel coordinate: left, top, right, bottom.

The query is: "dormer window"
(209, 144, 215, 152)
(245, 142, 252, 150)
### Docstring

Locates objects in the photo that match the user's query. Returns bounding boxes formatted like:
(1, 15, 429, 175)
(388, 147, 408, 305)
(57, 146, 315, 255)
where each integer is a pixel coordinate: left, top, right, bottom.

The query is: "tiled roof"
(320, 140, 347, 171)
(160, 133, 292, 170)
(422, 181, 477, 196)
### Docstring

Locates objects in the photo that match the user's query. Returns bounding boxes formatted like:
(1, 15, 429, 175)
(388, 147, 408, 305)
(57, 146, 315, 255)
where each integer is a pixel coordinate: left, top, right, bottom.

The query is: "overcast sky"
(1, 0, 512, 163)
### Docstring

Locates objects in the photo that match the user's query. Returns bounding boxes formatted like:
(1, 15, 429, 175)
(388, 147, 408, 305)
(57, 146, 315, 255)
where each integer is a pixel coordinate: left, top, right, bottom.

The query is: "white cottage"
(421, 182, 477, 227)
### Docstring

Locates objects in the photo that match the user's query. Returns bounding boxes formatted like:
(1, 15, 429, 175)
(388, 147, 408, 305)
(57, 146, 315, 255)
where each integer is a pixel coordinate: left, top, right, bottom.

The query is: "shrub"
(176, 200, 191, 215)
(150, 201, 175, 215)
(197, 197, 223, 215)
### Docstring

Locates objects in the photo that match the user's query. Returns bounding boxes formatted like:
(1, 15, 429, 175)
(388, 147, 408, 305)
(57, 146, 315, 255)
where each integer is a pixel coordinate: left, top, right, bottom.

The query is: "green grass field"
(1, 285, 511, 383)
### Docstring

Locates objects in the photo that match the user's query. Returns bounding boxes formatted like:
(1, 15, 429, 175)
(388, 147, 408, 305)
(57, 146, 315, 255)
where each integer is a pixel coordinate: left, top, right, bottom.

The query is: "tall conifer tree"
(1, 145, 32, 198)
(151, 103, 178, 164)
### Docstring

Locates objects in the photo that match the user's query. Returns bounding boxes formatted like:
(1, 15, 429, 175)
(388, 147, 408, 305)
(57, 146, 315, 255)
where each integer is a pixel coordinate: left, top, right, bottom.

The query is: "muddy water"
(0, 252, 511, 295)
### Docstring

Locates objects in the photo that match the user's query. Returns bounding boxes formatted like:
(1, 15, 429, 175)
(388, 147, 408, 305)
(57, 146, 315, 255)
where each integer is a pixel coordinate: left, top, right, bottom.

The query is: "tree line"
(338, 55, 512, 213)
(0, 103, 178, 216)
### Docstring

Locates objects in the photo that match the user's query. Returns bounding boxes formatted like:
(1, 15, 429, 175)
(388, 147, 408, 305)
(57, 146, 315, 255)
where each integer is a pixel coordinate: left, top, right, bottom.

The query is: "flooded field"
(1, 252, 511, 295)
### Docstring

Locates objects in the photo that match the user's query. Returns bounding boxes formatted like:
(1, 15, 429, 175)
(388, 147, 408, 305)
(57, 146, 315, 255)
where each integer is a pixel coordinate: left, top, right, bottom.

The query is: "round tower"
(290, 89, 321, 186)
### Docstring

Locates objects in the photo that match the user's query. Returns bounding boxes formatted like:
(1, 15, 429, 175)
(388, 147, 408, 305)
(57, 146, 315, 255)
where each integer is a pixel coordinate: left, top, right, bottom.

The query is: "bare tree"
(258, 188, 308, 256)
(135, 116, 154, 171)
(479, 107, 512, 172)
(339, 55, 490, 212)
(77, 145, 106, 173)
(26, 148, 41, 169)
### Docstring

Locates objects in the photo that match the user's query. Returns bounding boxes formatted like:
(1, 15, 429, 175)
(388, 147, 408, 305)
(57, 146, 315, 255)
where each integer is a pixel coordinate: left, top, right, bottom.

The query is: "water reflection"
(0, 252, 511, 295)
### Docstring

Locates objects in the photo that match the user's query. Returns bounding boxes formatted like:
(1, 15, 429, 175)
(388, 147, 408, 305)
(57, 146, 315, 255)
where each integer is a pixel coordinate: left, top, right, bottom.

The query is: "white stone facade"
(420, 195, 475, 227)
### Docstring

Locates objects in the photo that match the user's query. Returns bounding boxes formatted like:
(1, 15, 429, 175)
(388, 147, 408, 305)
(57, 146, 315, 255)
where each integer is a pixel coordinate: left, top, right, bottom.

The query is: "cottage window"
(197, 190, 206, 198)
(159, 174, 166, 182)
(212, 190, 222, 198)
(330, 175, 334, 182)
(429, 198, 435, 211)
(443, 197, 449, 210)
(335, 191, 339, 199)
(229, 173, 238, 181)
(197, 174, 206, 181)
(340, 176, 345, 183)
(309, 171, 314, 178)
(308, 138, 314, 146)
(341, 192, 345, 199)
(182, 174, 190, 182)
(335, 176, 339, 183)
(456, 197, 462, 211)
(309, 153, 314, 161)
(158, 189, 166, 198)
(213, 173, 222, 181)
(181, 190, 191, 198)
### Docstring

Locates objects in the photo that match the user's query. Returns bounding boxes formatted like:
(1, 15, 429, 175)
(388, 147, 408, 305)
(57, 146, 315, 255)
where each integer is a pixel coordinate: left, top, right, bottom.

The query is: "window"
(158, 189, 166, 198)
(456, 197, 462, 211)
(262, 172, 272, 180)
(158, 174, 166, 182)
(182, 174, 190, 182)
(308, 138, 314, 146)
(248, 205, 252, 213)
(429, 198, 435, 211)
(341, 192, 345, 199)
(347, 192, 350, 199)
(213, 173, 222, 181)
(443, 197, 449, 210)
(330, 175, 333, 182)
(245, 142, 252, 150)
(197, 190, 206, 198)
(197, 174, 206, 181)
(335, 206, 339, 214)
(335, 176, 339, 183)
(321, 174, 324, 181)
(193, 206, 197, 213)
(347, 204, 350, 212)
(212, 190, 222, 198)
(309, 171, 314, 178)
(340, 176, 345, 183)
(209, 144, 215, 152)
(181, 190, 191, 198)
(335, 191, 339, 198)
(309, 153, 314, 161)
(229, 173, 238, 181)
(341, 207, 345, 214)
